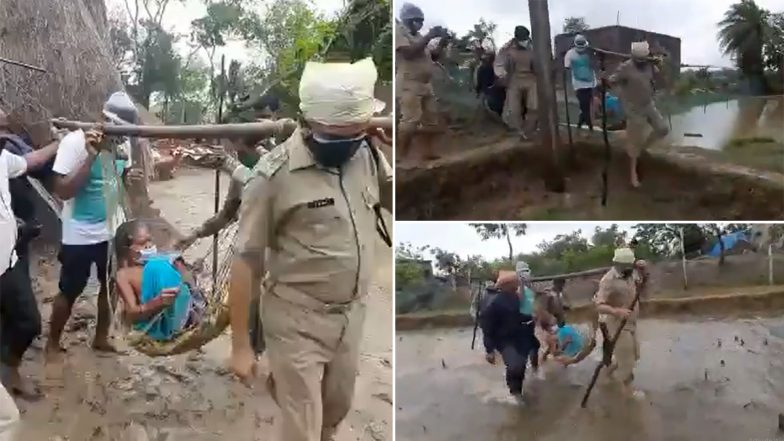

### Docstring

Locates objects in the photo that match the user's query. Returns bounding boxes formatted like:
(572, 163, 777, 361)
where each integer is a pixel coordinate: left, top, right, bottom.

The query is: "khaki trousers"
(263, 292, 367, 441)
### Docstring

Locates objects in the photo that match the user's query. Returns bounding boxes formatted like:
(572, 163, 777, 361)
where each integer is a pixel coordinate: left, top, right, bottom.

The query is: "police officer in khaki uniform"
(175, 118, 295, 355)
(495, 25, 537, 139)
(396, 2, 449, 161)
(593, 247, 645, 399)
(227, 58, 392, 441)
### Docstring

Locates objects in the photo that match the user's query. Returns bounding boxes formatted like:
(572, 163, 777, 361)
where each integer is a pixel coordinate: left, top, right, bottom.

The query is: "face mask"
(517, 39, 530, 48)
(138, 245, 158, 261)
(238, 151, 259, 168)
(308, 134, 366, 169)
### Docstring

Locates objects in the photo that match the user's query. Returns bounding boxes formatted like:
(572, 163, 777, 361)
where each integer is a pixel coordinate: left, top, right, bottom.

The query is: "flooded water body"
(396, 316, 784, 441)
(667, 97, 784, 150)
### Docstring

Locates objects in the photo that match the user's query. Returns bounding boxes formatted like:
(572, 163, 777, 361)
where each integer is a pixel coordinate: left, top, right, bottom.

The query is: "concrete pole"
(528, 0, 565, 192)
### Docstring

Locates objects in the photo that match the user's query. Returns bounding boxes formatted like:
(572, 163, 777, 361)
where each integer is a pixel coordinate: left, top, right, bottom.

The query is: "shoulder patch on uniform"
(253, 144, 289, 179)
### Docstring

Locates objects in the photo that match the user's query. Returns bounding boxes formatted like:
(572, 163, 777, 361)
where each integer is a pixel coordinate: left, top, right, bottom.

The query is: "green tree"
(537, 230, 589, 259)
(562, 17, 590, 34)
(470, 223, 528, 261)
(718, 0, 770, 94)
(765, 12, 784, 74)
(591, 224, 628, 248)
(458, 18, 497, 50)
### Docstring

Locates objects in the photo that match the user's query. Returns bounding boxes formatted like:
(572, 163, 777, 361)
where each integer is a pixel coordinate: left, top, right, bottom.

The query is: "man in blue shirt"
(564, 34, 598, 132)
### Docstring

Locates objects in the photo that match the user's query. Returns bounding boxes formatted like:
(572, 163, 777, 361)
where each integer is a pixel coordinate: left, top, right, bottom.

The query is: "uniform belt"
(272, 284, 359, 314)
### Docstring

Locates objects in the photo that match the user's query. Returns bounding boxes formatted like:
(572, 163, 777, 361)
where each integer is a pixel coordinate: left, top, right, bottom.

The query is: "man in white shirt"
(0, 118, 61, 440)
(44, 91, 141, 362)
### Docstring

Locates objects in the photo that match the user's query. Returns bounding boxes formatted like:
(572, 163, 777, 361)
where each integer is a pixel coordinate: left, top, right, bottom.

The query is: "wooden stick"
(0, 56, 47, 73)
(581, 283, 642, 408)
(50, 117, 393, 139)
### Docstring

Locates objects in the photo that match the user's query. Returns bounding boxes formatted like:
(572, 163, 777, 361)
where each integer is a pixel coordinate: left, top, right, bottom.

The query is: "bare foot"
(44, 342, 66, 364)
(91, 339, 126, 355)
(0, 365, 43, 401)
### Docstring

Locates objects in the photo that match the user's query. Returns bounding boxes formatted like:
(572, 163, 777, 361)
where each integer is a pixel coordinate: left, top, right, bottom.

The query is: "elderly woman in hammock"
(114, 220, 206, 340)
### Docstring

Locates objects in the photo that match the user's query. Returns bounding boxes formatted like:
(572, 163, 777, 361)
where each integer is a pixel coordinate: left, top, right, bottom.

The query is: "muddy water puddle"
(396, 317, 784, 441)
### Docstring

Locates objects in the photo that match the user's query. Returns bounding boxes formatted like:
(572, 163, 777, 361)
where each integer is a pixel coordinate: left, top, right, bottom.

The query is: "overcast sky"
(106, 0, 347, 64)
(399, 0, 784, 68)
(394, 222, 639, 260)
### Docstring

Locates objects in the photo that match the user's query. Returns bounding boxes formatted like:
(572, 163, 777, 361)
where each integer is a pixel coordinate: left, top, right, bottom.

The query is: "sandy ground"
(15, 167, 393, 440)
(396, 314, 784, 441)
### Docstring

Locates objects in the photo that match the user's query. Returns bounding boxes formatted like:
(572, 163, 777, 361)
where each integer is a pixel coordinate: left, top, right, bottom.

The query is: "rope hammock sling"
(468, 278, 601, 357)
(47, 142, 240, 357)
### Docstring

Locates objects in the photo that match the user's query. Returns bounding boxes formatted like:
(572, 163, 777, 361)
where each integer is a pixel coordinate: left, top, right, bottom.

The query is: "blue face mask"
(309, 133, 366, 169)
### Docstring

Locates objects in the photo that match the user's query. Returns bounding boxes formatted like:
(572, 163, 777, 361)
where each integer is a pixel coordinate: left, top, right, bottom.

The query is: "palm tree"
(717, 0, 770, 94)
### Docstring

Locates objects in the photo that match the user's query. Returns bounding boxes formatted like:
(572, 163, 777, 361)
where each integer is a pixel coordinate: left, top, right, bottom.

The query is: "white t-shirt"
(564, 48, 597, 90)
(52, 130, 131, 245)
(0, 150, 27, 275)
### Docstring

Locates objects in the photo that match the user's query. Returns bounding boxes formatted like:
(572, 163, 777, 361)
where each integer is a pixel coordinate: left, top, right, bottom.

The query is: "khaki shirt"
(593, 267, 638, 333)
(495, 40, 535, 84)
(236, 128, 393, 308)
(608, 60, 659, 111)
(395, 22, 434, 95)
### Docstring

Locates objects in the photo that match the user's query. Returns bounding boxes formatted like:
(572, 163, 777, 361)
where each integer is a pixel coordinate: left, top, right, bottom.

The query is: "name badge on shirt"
(307, 198, 335, 209)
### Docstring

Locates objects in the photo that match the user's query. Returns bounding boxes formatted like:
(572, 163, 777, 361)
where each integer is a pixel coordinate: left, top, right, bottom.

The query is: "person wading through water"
(395, 2, 449, 162)
(227, 57, 392, 441)
(495, 25, 537, 139)
(593, 247, 646, 399)
(480, 267, 540, 406)
(603, 41, 670, 187)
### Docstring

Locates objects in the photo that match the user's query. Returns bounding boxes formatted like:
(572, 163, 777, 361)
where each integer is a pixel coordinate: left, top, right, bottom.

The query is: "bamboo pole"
(50, 116, 393, 139)
(769, 244, 774, 286)
(213, 55, 226, 299)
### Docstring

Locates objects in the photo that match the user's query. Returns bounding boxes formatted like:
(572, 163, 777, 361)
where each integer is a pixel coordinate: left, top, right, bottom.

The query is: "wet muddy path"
(396, 316, 784, 441)
(16, 167, 393, 440)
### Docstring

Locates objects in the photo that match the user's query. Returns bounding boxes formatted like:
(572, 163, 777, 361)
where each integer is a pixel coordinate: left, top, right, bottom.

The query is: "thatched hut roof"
(0, 0, 122, 146)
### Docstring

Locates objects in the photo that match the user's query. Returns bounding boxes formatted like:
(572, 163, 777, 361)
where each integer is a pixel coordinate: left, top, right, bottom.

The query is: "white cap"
(298, 58, 385, 125)
(613, 247, 636, 265)
(631, 41, 650, 59)
(516, 261, 532, 279)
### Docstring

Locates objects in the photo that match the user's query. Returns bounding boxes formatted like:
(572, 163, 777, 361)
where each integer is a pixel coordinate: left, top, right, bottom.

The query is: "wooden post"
(680, 227, 689, 290)
(528, 0, 565, 192)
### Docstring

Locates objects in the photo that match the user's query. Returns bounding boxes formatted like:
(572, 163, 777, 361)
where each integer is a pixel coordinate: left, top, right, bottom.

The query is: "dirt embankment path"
(16, 167, 392, 441)
(395, 126, 784, 220)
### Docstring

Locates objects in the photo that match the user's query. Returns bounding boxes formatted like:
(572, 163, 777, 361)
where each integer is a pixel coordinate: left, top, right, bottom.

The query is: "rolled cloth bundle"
(299, 57, 386, 126)
(495, 270, 519, 293)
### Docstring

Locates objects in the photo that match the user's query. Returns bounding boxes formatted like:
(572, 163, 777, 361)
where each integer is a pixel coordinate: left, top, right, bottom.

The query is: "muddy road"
(16, 167, 393, 441)
(396, 315, 784, 441)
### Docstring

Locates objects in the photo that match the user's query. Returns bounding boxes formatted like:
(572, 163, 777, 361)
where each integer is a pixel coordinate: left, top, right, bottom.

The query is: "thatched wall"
(0, 0, 122, 146)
